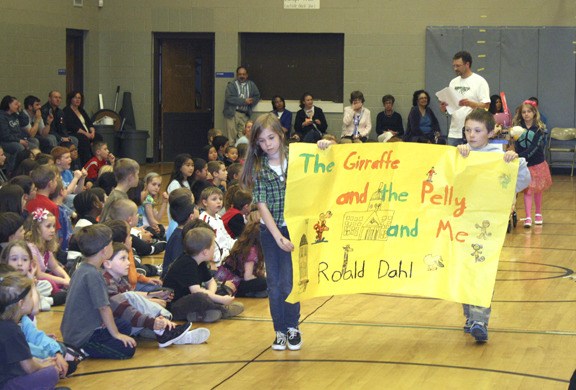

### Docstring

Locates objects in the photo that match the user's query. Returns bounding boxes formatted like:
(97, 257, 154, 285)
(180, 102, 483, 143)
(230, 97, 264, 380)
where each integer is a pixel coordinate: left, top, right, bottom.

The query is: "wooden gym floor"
(40, 167, 575, 389)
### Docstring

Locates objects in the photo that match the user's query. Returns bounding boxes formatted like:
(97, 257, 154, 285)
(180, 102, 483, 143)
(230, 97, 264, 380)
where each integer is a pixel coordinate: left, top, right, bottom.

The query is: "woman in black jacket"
(293, 92, 328, 143)
(63, 91, 103, 165)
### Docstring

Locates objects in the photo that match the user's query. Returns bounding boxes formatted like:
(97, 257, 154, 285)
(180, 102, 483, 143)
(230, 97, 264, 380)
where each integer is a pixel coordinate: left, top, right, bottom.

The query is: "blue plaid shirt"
(252, 156, 287, 227)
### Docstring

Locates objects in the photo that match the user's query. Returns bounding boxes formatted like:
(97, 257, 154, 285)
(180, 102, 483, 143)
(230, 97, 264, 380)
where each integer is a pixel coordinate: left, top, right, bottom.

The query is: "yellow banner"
(285, 142, 518, 307)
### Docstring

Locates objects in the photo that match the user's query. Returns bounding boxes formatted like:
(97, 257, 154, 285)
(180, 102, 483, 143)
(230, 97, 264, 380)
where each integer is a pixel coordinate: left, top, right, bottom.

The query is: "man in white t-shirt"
(440, 51, 490, 146)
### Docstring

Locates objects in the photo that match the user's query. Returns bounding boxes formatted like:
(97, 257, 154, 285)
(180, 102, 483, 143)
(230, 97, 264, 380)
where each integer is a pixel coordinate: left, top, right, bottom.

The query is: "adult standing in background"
(376, 94, 404, 142)
(440, 51, 490, 146)
(41, 90, 75, 146)
(341, 91, 371, 143)
(223, 66, 260, 143)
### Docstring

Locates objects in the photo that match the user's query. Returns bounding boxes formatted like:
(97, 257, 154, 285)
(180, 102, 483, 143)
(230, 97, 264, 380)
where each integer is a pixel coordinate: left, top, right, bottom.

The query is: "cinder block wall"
(1, 0, 574, 158)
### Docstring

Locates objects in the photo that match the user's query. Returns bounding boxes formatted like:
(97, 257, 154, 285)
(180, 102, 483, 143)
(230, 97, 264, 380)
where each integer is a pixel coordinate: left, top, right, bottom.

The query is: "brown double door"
(154, 33, 214, 162)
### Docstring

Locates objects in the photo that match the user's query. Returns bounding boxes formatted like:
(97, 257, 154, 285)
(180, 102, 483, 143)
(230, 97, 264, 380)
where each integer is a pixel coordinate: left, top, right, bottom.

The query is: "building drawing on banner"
(341, 182, 395, 241)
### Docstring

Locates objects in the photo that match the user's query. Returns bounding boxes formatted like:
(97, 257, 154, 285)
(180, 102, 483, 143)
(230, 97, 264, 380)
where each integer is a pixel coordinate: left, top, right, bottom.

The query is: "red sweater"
(84, 157, 107, 181)
(221, 208, 242, 238)
(26, 194, 61, 230)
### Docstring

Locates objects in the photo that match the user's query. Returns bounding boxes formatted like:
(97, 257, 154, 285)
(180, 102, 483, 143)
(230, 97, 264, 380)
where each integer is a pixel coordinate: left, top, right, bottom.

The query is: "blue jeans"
(463, 304, 491, 324)
(260, 224, 300, 333)
(82, 318, 135, 359)
(135, 281, 160, 293)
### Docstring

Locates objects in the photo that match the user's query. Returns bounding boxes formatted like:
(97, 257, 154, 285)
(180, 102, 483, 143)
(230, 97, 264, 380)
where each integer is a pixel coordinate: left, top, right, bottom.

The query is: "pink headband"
(523, 100, 537, 108)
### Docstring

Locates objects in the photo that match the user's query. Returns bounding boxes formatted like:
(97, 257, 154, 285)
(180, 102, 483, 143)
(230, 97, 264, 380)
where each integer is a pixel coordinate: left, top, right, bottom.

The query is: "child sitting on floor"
(25, 208, 70, 305)
(140, 172, 168, 240)
(0, 243, 78, 376)
(198, 187, 236, 269)
(163, 227, 244, 323)
(0, 270, 61, 388)
(162, 188, 198, 279)
(60, 224, 137, 360)
(215, 218, 267, 298)
(103, 242, 209, 346)
(222, 188, 252, 239)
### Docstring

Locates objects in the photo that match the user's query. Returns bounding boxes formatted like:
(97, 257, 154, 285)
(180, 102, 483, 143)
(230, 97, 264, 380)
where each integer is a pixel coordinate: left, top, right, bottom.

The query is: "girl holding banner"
(240, 114, 302, 351)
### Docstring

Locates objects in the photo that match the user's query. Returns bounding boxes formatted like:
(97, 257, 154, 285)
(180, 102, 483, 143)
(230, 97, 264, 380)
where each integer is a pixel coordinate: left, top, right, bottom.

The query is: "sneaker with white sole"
(157, 322, 192, 348)
(523, 217, 532, 228)
(287, 327, 302, 350)
(173, 327, 211, 345)
(272, 331, 287, 351)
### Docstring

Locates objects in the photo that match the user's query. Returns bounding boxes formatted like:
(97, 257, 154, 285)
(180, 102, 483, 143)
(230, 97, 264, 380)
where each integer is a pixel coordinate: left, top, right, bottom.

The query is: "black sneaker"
(64, 344, 87, 362)
(157, 322, 192, 348)
(272, 331, 287, 351)
(151, 241, 167, 255)
(287, 327, 302, 350)
(66, 359, 79, 376)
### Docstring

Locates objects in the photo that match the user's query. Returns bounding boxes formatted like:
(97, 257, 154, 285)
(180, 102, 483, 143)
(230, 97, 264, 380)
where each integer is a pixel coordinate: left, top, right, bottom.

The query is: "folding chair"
(546, 128, 576, 176)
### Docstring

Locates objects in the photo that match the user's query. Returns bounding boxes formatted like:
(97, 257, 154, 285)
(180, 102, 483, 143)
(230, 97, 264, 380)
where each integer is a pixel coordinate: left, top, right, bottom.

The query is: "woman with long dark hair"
(404, 90, 441, 143)
(293, 92, 328, 143)
(63, 91, 103, 165)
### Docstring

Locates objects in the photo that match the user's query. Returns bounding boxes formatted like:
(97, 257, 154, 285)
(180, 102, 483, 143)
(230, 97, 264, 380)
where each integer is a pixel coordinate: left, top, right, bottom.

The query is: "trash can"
(117, 130, 149, 164)
(94, 125, 118, 156)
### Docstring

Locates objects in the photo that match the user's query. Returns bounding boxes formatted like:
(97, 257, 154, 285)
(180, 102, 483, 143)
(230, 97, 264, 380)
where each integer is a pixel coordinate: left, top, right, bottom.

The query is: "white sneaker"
(173, 328, 211, 345)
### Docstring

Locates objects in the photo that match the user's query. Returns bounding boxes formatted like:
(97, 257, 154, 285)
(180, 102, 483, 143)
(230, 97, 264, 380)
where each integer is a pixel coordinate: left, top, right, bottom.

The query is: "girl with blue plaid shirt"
(240, 113, 302, 351)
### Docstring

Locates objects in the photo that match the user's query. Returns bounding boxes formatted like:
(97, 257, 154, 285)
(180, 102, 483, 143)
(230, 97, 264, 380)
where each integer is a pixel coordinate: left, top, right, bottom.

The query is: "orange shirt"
(127, 247, 153, 289)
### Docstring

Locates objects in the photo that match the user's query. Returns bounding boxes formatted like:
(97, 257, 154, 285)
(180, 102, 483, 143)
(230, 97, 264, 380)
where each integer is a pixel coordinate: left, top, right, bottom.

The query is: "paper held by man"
(435, 87, 462, 115)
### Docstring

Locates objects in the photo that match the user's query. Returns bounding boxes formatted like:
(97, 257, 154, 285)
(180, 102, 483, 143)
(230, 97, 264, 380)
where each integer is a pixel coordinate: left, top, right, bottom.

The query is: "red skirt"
(527, 161, 552, 192)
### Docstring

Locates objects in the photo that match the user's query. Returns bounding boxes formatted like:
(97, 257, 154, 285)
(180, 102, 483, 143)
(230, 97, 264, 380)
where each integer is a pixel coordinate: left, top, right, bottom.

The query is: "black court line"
(228, 314, 576, 339)
(68, 358, 569, 386)
(211, 295, 335, 389)
(496, 260, 573, 281)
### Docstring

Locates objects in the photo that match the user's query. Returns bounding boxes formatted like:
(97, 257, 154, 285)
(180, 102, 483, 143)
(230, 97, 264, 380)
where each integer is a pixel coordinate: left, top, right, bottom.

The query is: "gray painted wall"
(1, 0, 575, 158)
